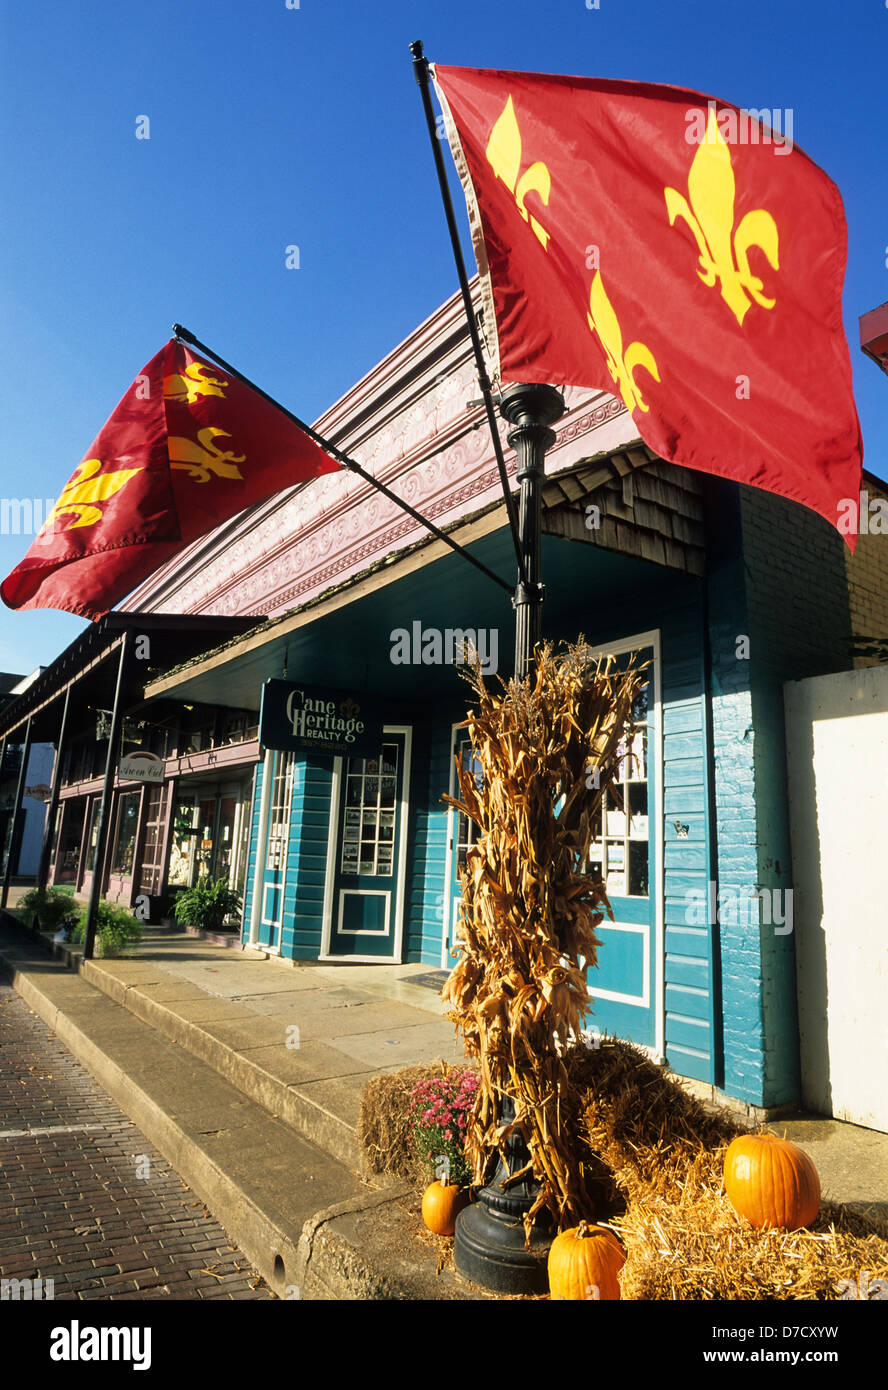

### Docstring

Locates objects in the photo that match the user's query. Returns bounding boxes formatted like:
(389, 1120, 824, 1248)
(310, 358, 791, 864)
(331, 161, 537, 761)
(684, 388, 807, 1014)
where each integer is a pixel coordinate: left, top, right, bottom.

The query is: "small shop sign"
(259, 679, 384, 758)
(118, 751, 164, 783)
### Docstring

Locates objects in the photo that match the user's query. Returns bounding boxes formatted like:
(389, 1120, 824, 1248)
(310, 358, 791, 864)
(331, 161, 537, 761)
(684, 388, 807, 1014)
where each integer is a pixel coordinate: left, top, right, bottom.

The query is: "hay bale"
(613, 1147, 888, 1300)
(357, 1061, 476, 1183)
(566, 1037, 743, 1203)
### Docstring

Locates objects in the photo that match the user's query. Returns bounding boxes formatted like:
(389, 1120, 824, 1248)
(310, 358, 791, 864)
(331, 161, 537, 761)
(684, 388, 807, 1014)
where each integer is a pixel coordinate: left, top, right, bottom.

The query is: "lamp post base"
(454, 1186, 553, 1295)
(453, 1099, 554, 1295)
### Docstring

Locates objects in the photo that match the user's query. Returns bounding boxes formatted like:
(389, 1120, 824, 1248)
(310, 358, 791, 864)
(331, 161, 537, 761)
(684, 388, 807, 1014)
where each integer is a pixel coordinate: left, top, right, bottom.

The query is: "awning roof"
(0, 612, 263, 742)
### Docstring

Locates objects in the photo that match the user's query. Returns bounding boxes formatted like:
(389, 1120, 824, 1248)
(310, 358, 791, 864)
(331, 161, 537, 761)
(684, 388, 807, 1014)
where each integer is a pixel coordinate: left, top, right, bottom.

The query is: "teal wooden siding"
(659, 591, 716, 1084)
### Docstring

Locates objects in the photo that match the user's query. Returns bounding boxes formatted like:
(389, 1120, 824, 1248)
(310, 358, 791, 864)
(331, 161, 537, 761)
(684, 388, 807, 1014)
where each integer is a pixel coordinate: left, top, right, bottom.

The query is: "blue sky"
(1, 0, 885, 674)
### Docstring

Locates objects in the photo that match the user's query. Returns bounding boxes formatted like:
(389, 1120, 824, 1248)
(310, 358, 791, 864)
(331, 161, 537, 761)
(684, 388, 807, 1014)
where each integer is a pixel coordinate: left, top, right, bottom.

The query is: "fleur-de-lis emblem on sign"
(485, 95, 551, 250)
(664, 108, 780, 326)
(41, 458, 143, 533)
(587, 271, 660, 414)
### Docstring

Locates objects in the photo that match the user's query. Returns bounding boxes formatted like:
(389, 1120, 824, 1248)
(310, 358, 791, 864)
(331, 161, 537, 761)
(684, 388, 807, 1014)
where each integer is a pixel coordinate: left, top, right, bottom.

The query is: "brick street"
(0, 978, 272, 1300)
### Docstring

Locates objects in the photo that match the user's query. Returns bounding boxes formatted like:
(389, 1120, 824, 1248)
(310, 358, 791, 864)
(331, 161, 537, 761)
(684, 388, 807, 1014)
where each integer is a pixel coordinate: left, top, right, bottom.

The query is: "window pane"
(111, 793, 140, 875)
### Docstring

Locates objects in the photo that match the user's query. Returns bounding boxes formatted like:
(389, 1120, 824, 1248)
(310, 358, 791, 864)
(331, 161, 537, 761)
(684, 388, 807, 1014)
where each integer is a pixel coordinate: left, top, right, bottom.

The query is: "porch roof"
(0, 613, 263, 743)
(143, 530, 700, 713)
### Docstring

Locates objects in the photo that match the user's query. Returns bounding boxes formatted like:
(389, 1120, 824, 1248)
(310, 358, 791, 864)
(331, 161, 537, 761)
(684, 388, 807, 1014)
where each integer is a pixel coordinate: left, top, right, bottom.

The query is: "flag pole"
(171, 325, 513, 597)
(409, 40, 529, 592)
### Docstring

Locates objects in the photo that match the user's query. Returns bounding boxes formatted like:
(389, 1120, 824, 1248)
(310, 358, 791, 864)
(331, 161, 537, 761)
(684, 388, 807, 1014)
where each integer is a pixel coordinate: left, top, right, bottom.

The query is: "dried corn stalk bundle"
(442, 638, 646, 1237)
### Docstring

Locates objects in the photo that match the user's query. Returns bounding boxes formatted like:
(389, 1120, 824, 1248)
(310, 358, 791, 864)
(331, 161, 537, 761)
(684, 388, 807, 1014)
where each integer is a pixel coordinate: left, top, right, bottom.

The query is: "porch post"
(82, 633, 130, 960)
(37, 685, 71, 892)
(1, 715, 34, 910)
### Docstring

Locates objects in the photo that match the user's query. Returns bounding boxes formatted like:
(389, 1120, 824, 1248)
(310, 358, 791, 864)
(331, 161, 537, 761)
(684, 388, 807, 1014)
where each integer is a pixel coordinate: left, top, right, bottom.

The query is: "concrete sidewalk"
(0, 919, 487, 1300)
(1, 913, 886, 1298)
(39, 926, 463, 1172)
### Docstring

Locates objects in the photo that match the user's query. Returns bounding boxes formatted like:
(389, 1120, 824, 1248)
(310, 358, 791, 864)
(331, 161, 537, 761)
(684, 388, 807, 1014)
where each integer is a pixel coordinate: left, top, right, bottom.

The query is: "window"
(85, 798, 101, 872)
(111, 792, 141, 876)
(454, 735, 482, 872)
(139, 784, 168, 894)
(266, 753, 294, 871)
(167, 798, 197, 887)
(56, 799, 86, 883)
(341, 743, 398, 877)
(582, 665, 651, 898)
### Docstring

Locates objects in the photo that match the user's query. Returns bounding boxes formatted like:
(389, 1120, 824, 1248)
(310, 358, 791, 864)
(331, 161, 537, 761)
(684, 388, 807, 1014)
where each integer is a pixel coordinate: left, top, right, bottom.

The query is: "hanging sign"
(259, 679, 384, 758)
(118, 750, 164, 783)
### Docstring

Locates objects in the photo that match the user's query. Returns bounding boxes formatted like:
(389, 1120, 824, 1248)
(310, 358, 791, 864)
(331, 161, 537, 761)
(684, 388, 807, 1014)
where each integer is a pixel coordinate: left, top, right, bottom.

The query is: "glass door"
(581, 639, 659, 1049)
(257, 752, 294, 952)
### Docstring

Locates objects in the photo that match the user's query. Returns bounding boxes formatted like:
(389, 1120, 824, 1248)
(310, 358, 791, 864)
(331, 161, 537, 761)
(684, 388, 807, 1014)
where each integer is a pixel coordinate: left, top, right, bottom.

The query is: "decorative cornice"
(164, 393, 629, 618)
(125, 276, 632, 620)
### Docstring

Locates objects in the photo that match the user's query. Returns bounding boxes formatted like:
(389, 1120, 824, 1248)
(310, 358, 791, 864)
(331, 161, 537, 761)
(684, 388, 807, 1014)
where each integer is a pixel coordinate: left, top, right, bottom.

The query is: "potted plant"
(71, 900, 143, 958)
(173, 876, 242, 933)
(15, 887, 79, 939)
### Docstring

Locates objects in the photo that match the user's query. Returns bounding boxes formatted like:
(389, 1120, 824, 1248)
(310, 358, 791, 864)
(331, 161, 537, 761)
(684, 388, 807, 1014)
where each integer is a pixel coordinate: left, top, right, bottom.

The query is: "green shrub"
(173, 876, 241, 932)
(16, 887, 79, 933)
(72, 900, 143, 958)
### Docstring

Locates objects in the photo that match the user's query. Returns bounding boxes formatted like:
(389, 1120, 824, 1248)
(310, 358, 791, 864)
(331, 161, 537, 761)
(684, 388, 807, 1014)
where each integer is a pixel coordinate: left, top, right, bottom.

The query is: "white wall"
(784, 665, 888, 1132)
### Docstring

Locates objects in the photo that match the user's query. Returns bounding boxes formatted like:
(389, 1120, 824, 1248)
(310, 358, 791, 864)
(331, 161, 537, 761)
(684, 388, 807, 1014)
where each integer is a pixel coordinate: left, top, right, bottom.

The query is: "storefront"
(7, 284, 883, 1121)
(0, 613, 261, 922)
(140, 489, 711, 1083)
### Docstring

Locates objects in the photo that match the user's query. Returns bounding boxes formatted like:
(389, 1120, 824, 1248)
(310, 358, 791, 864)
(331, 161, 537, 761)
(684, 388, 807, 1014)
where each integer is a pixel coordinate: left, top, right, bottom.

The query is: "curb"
(5, 914, 378, 1179)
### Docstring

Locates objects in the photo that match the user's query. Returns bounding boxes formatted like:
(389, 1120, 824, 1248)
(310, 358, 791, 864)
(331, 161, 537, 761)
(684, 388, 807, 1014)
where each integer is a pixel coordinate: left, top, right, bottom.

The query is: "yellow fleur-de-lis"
(485, 95, 552, 250)
(587, 271, 660, 414)
(665, 108, 779, 326)
(41, 458, 143, 533)
(168, 427, 245, 483)
(163, 361, 229, 405)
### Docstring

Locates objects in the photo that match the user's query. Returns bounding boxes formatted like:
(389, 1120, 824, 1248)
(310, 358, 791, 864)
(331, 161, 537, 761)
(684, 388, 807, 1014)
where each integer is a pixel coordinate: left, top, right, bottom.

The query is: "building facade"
(3, 285, 885, 1122)
(127, 286, 888, 1115)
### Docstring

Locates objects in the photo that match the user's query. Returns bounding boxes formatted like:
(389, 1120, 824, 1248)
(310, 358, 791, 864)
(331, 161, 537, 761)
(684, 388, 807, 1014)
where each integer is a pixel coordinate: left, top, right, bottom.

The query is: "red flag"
(1, 340, 340, 619)
(433, 65, 862, 545)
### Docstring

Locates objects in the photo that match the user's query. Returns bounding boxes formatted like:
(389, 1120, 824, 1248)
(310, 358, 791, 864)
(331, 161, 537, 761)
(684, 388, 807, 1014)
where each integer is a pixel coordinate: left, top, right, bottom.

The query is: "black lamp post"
(501, 383, 566, 678)
(453, 380, 565, 1295)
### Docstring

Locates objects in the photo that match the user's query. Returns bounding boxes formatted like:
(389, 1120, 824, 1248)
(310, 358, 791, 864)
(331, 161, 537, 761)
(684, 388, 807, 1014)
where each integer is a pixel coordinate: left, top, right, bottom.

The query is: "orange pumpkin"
(421, 1179, 468, 1236)
(724, 1133, 820, 1231)
(548, 1222, 625, 1301)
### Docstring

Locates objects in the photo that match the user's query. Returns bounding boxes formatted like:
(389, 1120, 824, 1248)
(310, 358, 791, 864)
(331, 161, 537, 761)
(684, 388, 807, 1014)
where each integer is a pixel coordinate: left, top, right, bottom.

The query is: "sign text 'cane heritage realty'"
(259, 680, 384, 758)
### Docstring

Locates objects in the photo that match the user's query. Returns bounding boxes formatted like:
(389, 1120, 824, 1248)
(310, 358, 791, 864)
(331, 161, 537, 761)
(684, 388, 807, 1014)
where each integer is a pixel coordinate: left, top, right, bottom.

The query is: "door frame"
(248, 749, 275, 947)
(442, 722, 477, 970)
(320, 724, 413, 963)
(258, 751, 295, 955)
(581, 628, 664, 1064)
